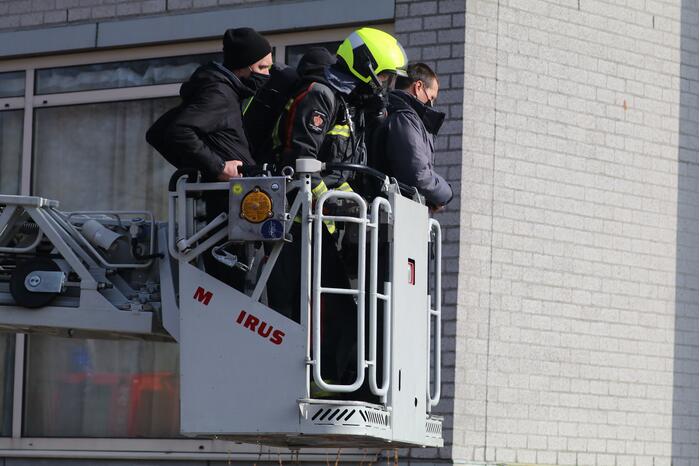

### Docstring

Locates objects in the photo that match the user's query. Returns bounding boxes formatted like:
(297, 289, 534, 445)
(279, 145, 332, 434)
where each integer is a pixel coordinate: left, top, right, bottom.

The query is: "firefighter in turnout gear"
(266, 28, 408, 386)
(272, 28, 407, 200)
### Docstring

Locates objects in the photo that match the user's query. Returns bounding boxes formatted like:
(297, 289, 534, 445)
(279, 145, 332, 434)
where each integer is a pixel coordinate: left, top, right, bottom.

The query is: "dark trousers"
(341, 228, 389, 403)
(266, 223, 357, 382)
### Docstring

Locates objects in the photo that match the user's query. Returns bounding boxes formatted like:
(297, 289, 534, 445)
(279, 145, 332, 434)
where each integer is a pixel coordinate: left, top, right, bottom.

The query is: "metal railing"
(311, 190, 368, 393)
(427, 219, 442, 411)
(167, 176, 230, 263)
(309, 192, 395, 401)
(368, 197, 392, 403)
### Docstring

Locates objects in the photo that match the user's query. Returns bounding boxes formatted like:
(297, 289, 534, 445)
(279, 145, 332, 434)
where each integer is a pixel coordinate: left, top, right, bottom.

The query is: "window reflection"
(0, 110, 23, 195)
(32, 98, 177, 218)
(0, 71, 25, 98)
(25, 336, 178, 438)
(36, 53, 220, 95)
(285, 41, 342, 68)
(0, 334, 14, 436)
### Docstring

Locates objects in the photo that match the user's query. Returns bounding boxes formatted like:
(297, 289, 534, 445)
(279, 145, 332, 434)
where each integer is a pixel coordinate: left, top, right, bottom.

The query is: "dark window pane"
(0, 71, 24, 98)
(0, 334, 14, 436)
(0, 110, 23, 195)
(285, 41, 342, 69)
(25, 336, 178, 438)
(32, 98, 177, 219)
(36, 53, 221, 94)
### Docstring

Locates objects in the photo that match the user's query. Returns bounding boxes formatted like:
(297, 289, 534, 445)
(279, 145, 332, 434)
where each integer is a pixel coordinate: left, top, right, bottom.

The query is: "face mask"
(241, 69, 270, 91)
(420, 107, 445, 135)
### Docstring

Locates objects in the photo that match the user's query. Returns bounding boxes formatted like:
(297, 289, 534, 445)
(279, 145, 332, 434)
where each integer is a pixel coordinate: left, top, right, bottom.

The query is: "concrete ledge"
(0, 0, 394, 58)
(0, 23, 96, 58)
(99, 0, 394, 47)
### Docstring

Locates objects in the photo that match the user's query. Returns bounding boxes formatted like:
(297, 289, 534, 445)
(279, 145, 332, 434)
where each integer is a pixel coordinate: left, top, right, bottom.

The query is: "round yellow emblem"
(240, 188, 273, 223)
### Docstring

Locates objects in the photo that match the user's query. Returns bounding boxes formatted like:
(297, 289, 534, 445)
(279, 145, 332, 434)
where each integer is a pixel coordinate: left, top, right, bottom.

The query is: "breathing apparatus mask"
(348, 67, 399, 126)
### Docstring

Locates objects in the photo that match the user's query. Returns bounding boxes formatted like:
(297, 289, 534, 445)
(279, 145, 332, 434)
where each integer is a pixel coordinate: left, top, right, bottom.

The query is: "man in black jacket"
(373, 62, 453, 211)
(147, 27, 272, 181)
(146, 28, 272, 289)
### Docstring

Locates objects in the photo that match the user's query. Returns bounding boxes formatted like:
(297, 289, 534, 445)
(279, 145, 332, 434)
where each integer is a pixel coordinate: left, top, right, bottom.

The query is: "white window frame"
(0, 24, 394, 460)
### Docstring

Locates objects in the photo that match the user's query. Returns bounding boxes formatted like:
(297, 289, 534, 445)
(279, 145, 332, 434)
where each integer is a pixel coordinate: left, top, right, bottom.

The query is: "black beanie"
(297, 47, 336, 76)
(223, 28, 272, 70)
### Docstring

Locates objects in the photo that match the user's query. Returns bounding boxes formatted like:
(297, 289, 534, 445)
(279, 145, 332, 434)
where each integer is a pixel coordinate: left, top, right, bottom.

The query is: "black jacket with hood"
(146, 62, 255, 181)
(243, 48, 337, 165)
(374, 90, 453, 208)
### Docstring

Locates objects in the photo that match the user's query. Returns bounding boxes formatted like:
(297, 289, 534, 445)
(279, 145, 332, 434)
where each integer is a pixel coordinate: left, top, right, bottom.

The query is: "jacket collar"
(389, 90, 445, 135)
(211, 61, 255, 98)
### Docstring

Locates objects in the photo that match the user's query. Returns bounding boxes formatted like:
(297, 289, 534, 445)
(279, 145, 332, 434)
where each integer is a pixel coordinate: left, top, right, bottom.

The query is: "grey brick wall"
(455, 0, 699, 465)
(1, 0, 697, 464)
(394, 0, 467, 462)
(0, 0, 270, 31)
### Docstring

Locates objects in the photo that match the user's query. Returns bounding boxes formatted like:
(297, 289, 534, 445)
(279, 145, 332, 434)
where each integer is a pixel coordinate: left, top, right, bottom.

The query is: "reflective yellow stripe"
(272, 115, 282, 149)
(327, 124, 350, 138)
(294, 181, 337, 233)
(242, 97, 253, 115)
(337, 182, 353, 192)
(272, 98, 296, 149)
(311, 180, 328, 198)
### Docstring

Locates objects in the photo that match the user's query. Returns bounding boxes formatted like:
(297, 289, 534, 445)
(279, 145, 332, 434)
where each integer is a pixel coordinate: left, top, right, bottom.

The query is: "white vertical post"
(427, 219, 442, 410)
(20, 69, 34, 196)
(15, 69, 32, 438)
(368, 196, 392, 401)
(300, 173, 313, 399)
(11, 334, 24, 438)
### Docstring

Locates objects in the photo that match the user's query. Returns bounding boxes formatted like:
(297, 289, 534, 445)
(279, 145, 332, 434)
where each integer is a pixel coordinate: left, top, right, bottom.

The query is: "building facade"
(0, 0, 697, 465)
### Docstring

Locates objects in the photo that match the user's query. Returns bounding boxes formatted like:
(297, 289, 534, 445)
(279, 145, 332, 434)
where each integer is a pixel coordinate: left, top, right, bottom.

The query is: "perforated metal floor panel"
(197, 400, 442, 449)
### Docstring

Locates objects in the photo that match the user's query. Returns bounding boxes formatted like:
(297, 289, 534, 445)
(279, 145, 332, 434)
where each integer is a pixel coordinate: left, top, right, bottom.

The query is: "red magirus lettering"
(243, 314, 260, 332)
(193, 287, 213, 305)
(270, 330, 285, 346)
(257, 322, 272, 338)
(234, 310, 285, 345)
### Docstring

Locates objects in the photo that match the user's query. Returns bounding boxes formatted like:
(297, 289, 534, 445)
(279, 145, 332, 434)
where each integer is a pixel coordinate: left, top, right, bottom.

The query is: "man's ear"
(410, 80, 421, 98)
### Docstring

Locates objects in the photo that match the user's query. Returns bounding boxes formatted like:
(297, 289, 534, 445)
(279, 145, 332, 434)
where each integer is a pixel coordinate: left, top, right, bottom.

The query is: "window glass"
(24, 336, 178, 438)
(285, 41, 342, 68)
(36, 53, 220, 94)
(32, 98, 177, 218)
(0, 71, 25, 98)
(0, 335, 14, 436)
(0, 110, 23, 195)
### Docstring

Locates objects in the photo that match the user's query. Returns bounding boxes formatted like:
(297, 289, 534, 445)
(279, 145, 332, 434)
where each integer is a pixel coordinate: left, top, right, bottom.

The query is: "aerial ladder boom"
(0, 159, 443, 448)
